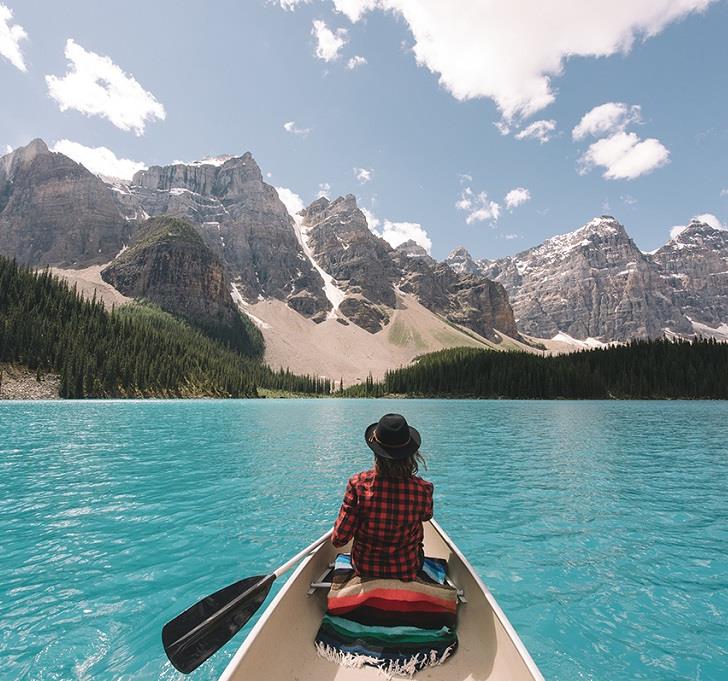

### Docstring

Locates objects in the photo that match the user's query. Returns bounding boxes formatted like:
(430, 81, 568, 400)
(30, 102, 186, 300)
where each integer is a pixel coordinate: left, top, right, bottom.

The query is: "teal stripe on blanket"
(321, 614, 455, 645)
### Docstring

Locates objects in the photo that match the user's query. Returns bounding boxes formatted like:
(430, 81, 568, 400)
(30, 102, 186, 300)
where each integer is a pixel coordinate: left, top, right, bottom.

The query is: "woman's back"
(333, 469, 433, 580)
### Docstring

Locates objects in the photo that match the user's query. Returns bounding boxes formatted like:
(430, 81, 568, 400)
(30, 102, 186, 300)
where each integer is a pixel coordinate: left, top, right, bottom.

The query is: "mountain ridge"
(447, 215, 728, 342)
(2, 138, 726, 357)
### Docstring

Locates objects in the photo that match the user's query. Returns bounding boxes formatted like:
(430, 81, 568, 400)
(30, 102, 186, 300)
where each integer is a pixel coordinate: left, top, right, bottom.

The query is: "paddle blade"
(163, 574, 275, 674)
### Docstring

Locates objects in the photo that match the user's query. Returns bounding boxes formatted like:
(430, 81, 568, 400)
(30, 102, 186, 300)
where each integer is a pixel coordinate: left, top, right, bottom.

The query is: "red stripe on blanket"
(329, 596, 456, 616)
(328, 589, 457, 613)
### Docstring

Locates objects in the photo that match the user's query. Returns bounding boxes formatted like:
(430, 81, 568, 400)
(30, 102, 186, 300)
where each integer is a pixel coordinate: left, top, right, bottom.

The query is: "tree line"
(344, 340, 728, 399)
(0, 258, 331, 398)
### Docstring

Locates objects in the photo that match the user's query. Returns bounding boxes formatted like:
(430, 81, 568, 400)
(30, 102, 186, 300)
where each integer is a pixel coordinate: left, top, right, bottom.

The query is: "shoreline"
(1, 393, 724, 402)
(0, 364, 60, 400)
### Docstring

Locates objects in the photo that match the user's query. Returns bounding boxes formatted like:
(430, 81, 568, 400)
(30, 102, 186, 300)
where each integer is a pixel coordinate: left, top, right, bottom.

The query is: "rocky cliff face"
(397, 255, 518, 340)
(652, 219, 728, 330)
(0, 140, 132, 266)
(121, 154, 330, 320)
(298, 194, 518, 338)
(448, 216, 693, 341)
(300, 195, 400, 331)
(101, 216, 262, 356)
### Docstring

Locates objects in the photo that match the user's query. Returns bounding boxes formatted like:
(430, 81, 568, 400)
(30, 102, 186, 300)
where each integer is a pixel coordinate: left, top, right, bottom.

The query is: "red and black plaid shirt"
(332, 469, 434, 581)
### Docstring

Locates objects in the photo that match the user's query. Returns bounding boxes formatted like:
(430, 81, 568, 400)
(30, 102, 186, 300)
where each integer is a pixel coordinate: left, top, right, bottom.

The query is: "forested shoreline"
(3, 256, 727, 401)
(341, 342, 728, 399)
(0, 258, 331, 398)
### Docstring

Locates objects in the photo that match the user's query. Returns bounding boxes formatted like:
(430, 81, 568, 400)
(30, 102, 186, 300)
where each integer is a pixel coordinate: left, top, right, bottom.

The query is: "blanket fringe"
(315, 641, 455, 679)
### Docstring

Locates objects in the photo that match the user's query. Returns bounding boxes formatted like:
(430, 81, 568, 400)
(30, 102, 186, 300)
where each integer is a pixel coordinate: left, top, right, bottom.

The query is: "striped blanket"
(315, 554, 458, 677)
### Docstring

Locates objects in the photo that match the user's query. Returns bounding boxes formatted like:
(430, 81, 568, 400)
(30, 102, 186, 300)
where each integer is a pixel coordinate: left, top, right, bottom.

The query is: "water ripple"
(1, 400, 727, 680)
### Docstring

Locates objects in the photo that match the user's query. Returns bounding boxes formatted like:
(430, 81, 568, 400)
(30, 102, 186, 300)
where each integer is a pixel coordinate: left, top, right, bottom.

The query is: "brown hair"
(374, 451, 427, 480)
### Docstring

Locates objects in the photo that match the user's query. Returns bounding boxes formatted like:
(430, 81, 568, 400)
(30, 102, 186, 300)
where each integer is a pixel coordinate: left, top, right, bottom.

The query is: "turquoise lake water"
(1, 399, 727, 681)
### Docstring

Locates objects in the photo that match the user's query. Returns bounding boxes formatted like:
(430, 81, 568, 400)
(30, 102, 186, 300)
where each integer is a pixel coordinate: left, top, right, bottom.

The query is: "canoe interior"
(219, 521, 543, 681)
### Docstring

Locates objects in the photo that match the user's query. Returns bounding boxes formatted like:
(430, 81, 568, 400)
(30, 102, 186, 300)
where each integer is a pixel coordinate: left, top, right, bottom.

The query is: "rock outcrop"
(398, 256, 518, 340)
(0, 140, 132, 266)
(652, 219, 728, 330)
(395, 239, 436, 264)
(122, 154, 330, 319)
(101, 216, 262, 357)
(445, 246, 481, 276)
(300, 195, 400, 331)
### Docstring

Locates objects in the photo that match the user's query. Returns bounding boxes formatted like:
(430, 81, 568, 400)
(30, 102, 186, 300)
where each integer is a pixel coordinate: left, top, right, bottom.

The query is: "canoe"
(218, 519, 545, 680)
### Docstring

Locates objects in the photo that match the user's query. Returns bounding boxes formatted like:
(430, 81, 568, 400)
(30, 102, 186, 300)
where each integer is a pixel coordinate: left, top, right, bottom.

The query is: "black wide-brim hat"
(365, 413, 421, 460)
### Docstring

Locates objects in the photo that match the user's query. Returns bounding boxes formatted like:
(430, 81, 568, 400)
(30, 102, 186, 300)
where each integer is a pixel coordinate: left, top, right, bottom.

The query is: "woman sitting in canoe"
(331, 413, 433, 580)
(318, 414, 458, 673)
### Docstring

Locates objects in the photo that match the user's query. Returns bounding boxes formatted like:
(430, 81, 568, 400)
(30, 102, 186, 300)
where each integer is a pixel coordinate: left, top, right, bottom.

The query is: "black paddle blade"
(163, 574, 275, 674)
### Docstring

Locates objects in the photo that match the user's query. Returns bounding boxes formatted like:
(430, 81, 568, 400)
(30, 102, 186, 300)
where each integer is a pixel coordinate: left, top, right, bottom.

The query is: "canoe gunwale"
(429, 519, 545, 681)
(217, 542, 320, 681)
(218, 520, 546, 681)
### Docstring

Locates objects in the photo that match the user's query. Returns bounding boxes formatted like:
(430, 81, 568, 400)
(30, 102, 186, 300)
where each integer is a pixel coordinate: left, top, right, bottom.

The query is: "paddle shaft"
(167, 529, 334, 659)
(274, 528, 333, 577)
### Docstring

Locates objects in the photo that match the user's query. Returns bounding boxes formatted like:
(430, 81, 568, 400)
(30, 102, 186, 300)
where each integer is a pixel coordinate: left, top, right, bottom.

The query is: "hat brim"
(364, 422, 421, 460)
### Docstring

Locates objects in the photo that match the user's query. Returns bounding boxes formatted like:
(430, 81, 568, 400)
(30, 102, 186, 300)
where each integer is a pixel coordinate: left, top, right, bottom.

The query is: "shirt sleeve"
(422, 481, 434, 522)
(332, 478, 359, 547)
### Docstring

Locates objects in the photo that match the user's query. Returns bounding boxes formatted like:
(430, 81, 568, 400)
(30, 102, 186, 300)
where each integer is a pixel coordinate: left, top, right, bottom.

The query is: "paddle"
(162, 528, 333, 674)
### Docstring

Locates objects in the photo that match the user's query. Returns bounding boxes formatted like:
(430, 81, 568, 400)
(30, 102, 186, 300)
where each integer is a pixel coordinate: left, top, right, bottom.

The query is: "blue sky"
(1, 0, 727, 259)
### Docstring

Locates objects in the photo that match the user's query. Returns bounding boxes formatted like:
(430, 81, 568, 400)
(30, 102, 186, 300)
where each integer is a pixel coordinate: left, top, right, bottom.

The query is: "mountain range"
(446, 216, 728, 343)
(1, 139, 726, 381)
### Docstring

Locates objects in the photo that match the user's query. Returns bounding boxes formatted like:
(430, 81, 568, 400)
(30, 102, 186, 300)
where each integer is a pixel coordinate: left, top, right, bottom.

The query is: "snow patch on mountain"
(690, 318, 728, 341)
(230, 283, 271, 329)
(276, 186, 346, 318)
(551, 332, 607, 349)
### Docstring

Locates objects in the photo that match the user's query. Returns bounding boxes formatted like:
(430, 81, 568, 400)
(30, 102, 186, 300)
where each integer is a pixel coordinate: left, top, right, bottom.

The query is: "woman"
(332, 413, 433, 581)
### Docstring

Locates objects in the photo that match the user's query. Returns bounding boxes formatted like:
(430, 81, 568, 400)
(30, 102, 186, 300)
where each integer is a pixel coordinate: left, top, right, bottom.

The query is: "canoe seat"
(308, 563, 466, 603)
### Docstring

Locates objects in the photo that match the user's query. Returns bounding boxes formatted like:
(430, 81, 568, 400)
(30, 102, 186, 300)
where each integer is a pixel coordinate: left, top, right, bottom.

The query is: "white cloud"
(317, 182, 331, 198)
(312, 19, 347, 61)
(578, 131, 670, 180)
(277, 0, 310, 9)
(362, 207, 431, 253)
(572, 102, 642, 140)
(46, 39, 165, 136)
(334, 0, 379, 22)
(50, 139, 146, 181)
(380, 220, 432, 253)
(505, 187, 531, 210)
(329, 0, 714, 121)
(494, 120, 511, 136)
(500, 233, 521, 240)
(670, 225, 688, 240)
(515, 119, 556, 143)
(283, 120, 311, 137)
(362, 206, 381, 231)
(621, 194, 638, 205)
(275, 186, 306, 226)
(721, 188, 728, 197)
(354, 167, 372, 183)
(456, 186, 501, 224)
(0, 2, 27, 72)
(347, 55, 367, 69)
